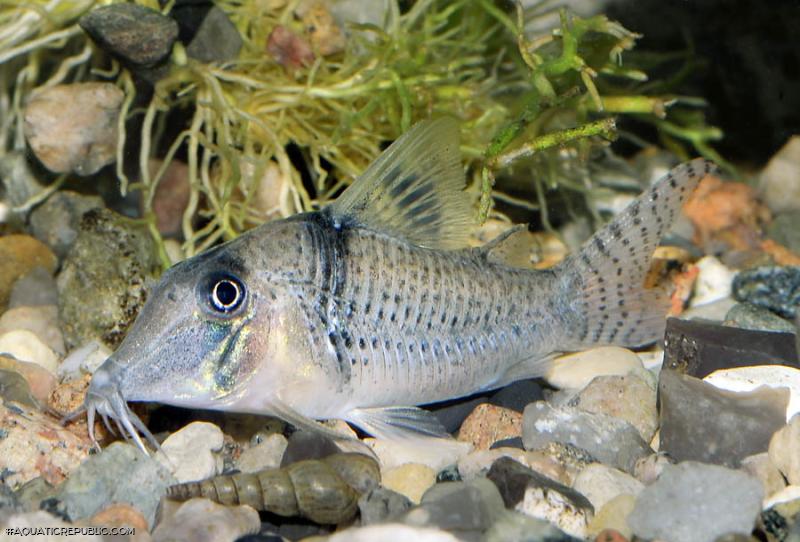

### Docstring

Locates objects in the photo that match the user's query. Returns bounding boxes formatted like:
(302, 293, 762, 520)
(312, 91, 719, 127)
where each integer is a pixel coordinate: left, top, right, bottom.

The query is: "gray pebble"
(522, 401, 651, 473)
(733, 265, 800, 320)
(29, 191, 103, 260)
(358, 487, 413, 525)
(48, 442, 176, 528)
(629, 461, 763, 542)
(724, 302, 796, 333)
(8, 267, 58, 308)
(658, 369, 788, 468)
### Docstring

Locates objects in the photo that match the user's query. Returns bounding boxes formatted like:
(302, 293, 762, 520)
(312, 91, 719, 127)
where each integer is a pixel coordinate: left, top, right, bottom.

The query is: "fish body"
(82, 119, 713, 448)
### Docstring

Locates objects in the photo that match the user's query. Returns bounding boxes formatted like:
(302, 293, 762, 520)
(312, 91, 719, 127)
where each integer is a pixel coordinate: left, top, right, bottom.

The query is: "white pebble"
(705, 365, 800, 422)
(58, 340, 112, 380)
(235, 433, 288, 473)
(0, 329, 58, 374)
(156, 421, 224, 483)
(364, 437, 471, 474)
(691, 256, 737, 307)
(546, 346, 644, 390)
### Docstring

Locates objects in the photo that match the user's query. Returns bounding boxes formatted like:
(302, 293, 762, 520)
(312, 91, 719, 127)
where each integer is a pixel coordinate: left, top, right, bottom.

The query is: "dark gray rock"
(0, 369, 37, 408)
(768, 212, 800, 255)
(486, 457, 592, 512)
(663, 317, 799, 378)
(490, 437, 524, 450)
(521, 401, 651, 473)
(49, 442, 176, 528)
(629, 461, 763, 542)
(29, 190, 103, 259)
(485, 511, 582, 542)
(0, 152, 46, 219)
(184, 6, 242, 63)
(490, 379, 544, 413)
(435, 464, 462, 482)
(8, 267, 58, 308)
(56, 208, 159, 349)
(724, 302, 796, 333)
(733, 266, 800, 320)
(79, 4, 179, 67)
(358, 487, 413, 525)
(400, 478, 506, 540)
(280, 431, 339, 467)
(658, 369, 788, 468)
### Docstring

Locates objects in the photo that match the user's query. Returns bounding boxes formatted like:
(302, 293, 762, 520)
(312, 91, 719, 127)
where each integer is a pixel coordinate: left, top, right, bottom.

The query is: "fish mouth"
(65, 367, 161, 455)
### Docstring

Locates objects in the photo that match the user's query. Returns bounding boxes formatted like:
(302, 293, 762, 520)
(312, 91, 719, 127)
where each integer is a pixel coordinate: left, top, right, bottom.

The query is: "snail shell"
(166, 452, 380, 524)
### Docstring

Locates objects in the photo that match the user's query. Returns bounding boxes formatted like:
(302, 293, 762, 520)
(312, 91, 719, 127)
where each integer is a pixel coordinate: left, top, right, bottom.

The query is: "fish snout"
(82, 365, 161, 455)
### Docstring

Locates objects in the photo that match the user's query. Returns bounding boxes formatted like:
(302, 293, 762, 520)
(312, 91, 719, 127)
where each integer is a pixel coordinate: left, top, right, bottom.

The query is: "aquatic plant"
(0, 0, 725, 265)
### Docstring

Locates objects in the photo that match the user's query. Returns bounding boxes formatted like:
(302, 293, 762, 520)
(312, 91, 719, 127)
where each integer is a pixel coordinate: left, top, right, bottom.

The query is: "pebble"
(358, 487, 413, 525)
(430, 395, 487, 433)
(572, 464, 644, 511)
(3, 510, 103, 541)
(704, 365, 800, 421)
(487, 456, 593, 539)
(152, 498, 260, 542)
(79, 3, 179, 67)
(267, 25, 314, 70)
(382, 463, 437, 504)
(0, 330, 59, 375)
(0, 151, 47, 214)
(568, 373, 657, 442)
(402, 478, 506, 537)
(88, 502, 149, 531)
(0, 368, 38, 407)
(663, 317, 799, 379)
(28, 190, 103, 259)
(759, 136, 800, 214)
(659, 369, 789, 467)
(23, 83, 124, 176)
(147, 159, 190, 237)
(587, 494, 636, 539)
(236, 433, 288, 473)
(740, 452, 787, 498)
(0, 234, 57, 311)
(628, 462, 763, 542)
(8, 266, 59, 308)
(183, 6, 243, 64)
(732, 265, 800, 319)
(280, 430, 339, 466)
(57, 340, 112, 380)
(768, 212, 800, 254)
(155, 421, 224, 483)
(458, 447, 568, 485)
(691, 256, 737, 308)
(0, 398, 91, 489)
(724, 302, 796, 333)
(0, 304, 65, 356)
(484, 511, 581, 541)
(57, 208, 159, 349)
(297, 1, 346, 56)
(51, 441, 176, 528)
(522, 401, 651, 474)
(0, 355, 56, 404)
(545, 347, 645, 390)
(593, 529, 629, 542)
(325, 524, 461, 542)
(365, 437, 471, 473)
(457, 403, 522, 450)
(633, 453, 674, 485)
(769, 414, 800, 485)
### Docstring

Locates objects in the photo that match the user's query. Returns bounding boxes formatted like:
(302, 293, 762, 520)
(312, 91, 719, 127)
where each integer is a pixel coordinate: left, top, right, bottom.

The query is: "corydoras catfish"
(79, 118, 713, 452)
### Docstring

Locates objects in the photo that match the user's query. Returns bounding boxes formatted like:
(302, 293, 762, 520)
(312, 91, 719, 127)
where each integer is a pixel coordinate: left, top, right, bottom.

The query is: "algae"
(0, 0, 726, 264)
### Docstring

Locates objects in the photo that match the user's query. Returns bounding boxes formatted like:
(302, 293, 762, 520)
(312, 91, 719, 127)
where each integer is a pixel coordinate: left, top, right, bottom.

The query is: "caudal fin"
(560, 158, 715, 348)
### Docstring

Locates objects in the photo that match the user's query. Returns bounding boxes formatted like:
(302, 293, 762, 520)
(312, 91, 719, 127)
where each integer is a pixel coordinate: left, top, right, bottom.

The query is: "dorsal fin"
(328, 118, 474, 250)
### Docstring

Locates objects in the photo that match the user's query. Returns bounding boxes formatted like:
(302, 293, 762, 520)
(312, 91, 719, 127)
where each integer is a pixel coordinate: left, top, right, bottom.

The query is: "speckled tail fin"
(561, 158, 715, 348)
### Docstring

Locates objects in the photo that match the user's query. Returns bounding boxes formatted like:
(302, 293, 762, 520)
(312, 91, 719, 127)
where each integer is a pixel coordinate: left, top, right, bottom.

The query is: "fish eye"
(208, 275, 245, 313)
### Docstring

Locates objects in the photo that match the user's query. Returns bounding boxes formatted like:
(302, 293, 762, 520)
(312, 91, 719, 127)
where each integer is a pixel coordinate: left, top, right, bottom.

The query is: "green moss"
(1, 0, 727, 264)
